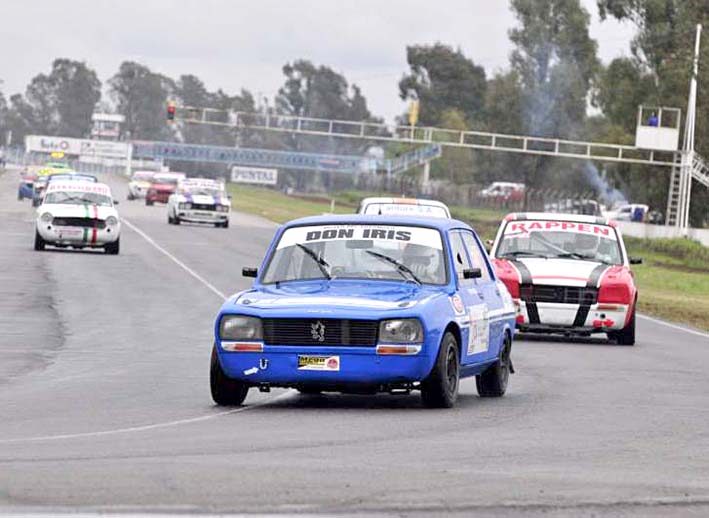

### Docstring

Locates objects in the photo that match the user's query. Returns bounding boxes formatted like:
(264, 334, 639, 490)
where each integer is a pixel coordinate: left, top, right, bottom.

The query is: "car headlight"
(40, 212, 53, 223)
(217, 205, 229, 213)
(220, 315, 263, 340)
(379, 319, 424, 344)
(178, 202, 192, 210)
(105, 216, 118, 226)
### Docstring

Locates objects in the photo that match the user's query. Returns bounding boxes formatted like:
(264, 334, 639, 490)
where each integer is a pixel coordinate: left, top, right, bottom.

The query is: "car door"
(448, 230, 487, 365)
(459, 230, 505, 362)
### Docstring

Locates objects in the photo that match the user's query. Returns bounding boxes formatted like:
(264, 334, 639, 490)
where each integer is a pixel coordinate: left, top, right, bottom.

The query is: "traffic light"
(166, 103, 176, 121)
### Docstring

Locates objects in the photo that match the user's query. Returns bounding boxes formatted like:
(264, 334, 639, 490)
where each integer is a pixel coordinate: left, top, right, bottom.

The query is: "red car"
(145, 172, 186, 206)
(489, 212, 642, 345)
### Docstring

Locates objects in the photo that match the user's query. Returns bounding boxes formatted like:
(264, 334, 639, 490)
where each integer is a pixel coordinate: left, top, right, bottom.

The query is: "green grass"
(625, 238, 709, 331)
(227, 185, 708, 331)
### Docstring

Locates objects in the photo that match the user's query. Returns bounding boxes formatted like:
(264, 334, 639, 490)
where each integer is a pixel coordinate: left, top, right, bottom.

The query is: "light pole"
(678, 23, 702, 234)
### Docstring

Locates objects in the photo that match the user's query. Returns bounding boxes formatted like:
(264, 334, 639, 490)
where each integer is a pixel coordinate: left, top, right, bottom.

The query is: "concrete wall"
(617, 221, 709, 246)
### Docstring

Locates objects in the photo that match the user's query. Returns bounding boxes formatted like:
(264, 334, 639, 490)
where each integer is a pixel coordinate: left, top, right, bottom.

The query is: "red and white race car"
(490, 213, 642, 345)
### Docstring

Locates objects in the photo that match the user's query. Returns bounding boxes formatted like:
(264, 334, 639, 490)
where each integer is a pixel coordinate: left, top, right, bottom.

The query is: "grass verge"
(228, 185, 708, 331)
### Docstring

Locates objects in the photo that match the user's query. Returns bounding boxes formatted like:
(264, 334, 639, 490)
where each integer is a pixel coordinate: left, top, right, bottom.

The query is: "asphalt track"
(1, 169, 708, 517)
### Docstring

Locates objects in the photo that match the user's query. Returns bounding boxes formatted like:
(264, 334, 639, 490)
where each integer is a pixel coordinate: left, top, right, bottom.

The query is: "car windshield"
(262, 223, 447, 285)
(152, 176, 179, 185)
(185, 187, 223, 196)
(361, 203, 449, 218)
(496, 220, 623, 264)
(44, 191, 113, 207)
(132, 173, 154, 181)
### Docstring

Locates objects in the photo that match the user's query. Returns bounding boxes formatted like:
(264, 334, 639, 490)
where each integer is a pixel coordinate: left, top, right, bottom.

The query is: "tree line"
(0, 0, 707, 224)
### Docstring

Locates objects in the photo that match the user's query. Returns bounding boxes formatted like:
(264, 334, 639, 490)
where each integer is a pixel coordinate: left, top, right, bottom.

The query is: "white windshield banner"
(504, 220, 617, 241)
(277, 224, 443, 250)
(366, 203, 448, 218)
(46, 182, 110, 195)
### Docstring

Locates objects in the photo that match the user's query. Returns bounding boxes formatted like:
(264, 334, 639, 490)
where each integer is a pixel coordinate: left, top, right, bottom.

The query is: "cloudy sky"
(1, 0, 634, 121)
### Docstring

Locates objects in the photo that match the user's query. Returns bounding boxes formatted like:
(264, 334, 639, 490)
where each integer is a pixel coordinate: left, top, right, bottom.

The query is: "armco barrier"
(617, 221, 709, 246)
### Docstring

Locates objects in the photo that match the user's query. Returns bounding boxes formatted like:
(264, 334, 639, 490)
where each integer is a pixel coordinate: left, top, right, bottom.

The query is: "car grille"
(52, 217, 106, 229)
(191, 203, 216, 211)
(262, 318, 378, 347)
(521, 284, 598, 305)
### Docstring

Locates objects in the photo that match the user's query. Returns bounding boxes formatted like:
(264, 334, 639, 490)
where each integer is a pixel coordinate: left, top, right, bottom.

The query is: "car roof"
(282, 213, 471, 231)
(359, 197, 449, 207)
(504, 212, 612, 225)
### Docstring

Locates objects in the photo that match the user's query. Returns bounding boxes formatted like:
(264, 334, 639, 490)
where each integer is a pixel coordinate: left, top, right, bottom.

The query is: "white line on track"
(0, 391, 293, 444)
(0, 217, 296, 445)
(637, 313, 709, 339)
(122, 217, 228, 301)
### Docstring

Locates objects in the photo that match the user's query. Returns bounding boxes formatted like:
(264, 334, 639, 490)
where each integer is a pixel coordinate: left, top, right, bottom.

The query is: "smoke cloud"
(583, 162, 627, 205)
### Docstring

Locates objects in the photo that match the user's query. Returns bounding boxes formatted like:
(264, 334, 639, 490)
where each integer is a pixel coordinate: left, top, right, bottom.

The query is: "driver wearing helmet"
(574, 233, 600, 259)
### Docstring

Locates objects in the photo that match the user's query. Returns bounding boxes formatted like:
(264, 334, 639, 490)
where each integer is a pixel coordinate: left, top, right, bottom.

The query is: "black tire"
(476, 333, 512, 397)
(297, 386, 322, 395)
(610, 310, 635, 346)
(421, 332, 460, 408)
(104, 238, 120, 255)
(18, 192, 23, 201)
(127, 193, 134, 201)
(222, 219, 229, 228)
(174, 214, 180, 225)
(34, 230, 46, 251)
(32, 197, 40, 207)
(210, 345, 249, 406)
(145, 199, 153, 206)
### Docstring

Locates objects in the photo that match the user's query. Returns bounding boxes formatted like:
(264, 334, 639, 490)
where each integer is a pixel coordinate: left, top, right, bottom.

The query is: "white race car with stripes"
(490, 213, 641, 345)
(34, 181, 121, 254)
(167, 178, 230, 228)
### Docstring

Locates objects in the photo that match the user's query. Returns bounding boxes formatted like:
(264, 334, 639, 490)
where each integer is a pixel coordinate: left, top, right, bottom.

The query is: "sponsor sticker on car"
(297, 355, 340, 371)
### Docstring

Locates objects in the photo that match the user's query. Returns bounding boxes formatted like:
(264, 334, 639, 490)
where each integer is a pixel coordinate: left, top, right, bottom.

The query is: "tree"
(23, 59, 101, 138)
(597, 0, 709, 225)
(109, 61, 174, 140)
(4, 94, 38, 145)
(398, 43, 487, 127)
(508, 0, 599, 205)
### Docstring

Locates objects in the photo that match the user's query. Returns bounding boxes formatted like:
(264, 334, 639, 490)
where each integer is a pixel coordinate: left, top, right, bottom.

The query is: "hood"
(151, 183, 176, 192)
(130, 180, 152, 189)
(38, 203, 118, 220)
(232, 281, 443, 315)
(510, 257, 609, 287)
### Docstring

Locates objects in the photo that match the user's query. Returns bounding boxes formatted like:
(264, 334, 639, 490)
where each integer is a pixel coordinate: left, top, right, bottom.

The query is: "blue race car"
(211, 215, 517, 408)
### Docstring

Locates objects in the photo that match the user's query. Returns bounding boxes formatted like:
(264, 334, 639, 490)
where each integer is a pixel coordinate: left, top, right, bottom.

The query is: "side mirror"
(242, 267, 258, 278)
(485, 239, 494, 253)
(629, 257, 643, 265)
(463, 268, 482, 279)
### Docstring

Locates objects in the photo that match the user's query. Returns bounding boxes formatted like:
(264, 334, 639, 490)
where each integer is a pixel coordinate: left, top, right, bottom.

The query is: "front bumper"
(177, 209, 228, 223)
(37, 223, 120, 246)
(147, 192, 171, 203)
(217, 343, 435, 386)
(515, 300, 629, 333)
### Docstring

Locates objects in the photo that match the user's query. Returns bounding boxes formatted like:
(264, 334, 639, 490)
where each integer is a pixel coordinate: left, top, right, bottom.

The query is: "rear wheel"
(210, 345, 249, 406)
(610, 310, 635, 346)
(145, 199, 153, 206)
(476, 333, 512, 397)
(104, 238, 120, 255)
(127, 192, 134, 200)
(421, 332, 460, 408)
(34, 230, 46, 251)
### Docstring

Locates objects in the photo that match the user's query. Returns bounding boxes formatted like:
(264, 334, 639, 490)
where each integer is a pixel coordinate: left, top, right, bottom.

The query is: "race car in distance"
(210, 214, 516, 408)
(145, 172, 186, 206)
(167, 178, 231, 227)
(30, 163, 78, 207)
(17, 171, 38, 200)
(357, 197, 451, 218)
(34, 180, 121, 254)
(46, 172, 98, 184)
(490, 213, 641, 345)
(127, 170, 155, 200)
(479, 182, 525, 203)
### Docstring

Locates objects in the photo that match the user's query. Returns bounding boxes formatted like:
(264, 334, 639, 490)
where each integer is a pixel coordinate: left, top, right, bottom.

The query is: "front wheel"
(34, 230, 46, 251)
(145, 199, 153, 206)
(210, 345, 249, 406)
(476, 333, 513, 397)
(104, 238, 120, 255)
(609, 310, 635, 346)
(421, 332, 460, 408)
